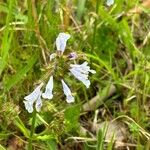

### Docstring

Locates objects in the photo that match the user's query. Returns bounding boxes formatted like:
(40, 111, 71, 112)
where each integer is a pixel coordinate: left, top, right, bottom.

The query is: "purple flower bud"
(68, 52, 78, 60)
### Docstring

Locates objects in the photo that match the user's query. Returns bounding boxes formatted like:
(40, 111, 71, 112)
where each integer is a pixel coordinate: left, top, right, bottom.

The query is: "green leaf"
(0, 3, 9, 13)
(4, 55, 37, 91)
(46, 140, 57, 150)
(0, 144, 6, 150)
(64, 105, 80, 132)
(98, 6, 118, 30)
(37, 135, 55, 141)
(13, 116, 30, 138)
(0, 0, 15, 75)
(118, 19, 135, 53)
(77, 0, 86, 21)
(96, 123, 108, 150)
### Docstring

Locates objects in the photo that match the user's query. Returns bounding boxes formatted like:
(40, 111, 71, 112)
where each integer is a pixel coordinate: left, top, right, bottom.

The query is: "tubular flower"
(56, 33, 71, 54)
(42, 76, 54, 100)
(23, 83, 44, 113)
(69, 62, 96, 88)
(61, 79, 74, 103)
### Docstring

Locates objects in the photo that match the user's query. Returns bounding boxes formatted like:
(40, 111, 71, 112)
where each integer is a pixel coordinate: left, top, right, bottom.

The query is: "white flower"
(50, 53, 57, 61)
(42, 76, 53, 99)
(106, 0, 114, 6)
(23, 83, 44, 113)
(61, 79, 74, 103)
(56, 32, 70, 53)
(69, 62, 96, 88)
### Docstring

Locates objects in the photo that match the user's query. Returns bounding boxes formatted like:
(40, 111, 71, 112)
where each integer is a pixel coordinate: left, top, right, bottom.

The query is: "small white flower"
(56, 32, 70, 53)
(69, 62, 96, 88)
(42, 76, 53, 100)
(24, 83, 44, 113)
(50, 53, 57, 61)
(106, 0, 114, 6)
(61, 79, 74, 103)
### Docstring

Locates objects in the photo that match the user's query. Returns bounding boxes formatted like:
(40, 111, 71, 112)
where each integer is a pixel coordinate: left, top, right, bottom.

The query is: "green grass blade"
(13, 116, 29, 138)
(0, 144, 6, 150)
(96, 122, 108, 150)
(0, 0, 15, 75)
(77, 0, 86, 21)
(4, 55, 38, 91)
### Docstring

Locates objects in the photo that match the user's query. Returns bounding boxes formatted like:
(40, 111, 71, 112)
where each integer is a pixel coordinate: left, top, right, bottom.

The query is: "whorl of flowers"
(23, 33, 96, 113)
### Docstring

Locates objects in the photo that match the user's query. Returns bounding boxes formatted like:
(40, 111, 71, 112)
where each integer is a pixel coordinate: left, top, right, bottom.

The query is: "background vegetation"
(0, 0, 150, 149)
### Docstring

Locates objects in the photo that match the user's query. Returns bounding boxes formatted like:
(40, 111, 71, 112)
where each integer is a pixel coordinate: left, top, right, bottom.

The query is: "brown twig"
(61, 6, 82, 33)
(127, 0, 150, 15)
(82, 84, 116, 112)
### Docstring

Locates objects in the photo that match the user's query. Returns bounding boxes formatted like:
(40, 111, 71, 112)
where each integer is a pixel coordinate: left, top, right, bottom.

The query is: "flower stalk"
(28, 110, 37, 150)
(23, 32, 96, 149)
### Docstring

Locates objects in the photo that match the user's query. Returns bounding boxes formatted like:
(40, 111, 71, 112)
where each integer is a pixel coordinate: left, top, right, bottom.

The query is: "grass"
(0, 0, 150, 149)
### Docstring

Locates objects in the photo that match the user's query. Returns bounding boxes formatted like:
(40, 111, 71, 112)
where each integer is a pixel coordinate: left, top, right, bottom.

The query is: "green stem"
(91, 0, 100, 54)
(28, 110, 36, 150)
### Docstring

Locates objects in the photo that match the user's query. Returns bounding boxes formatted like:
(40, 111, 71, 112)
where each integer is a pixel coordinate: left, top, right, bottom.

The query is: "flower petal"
(61, 79, 74, 103)
(70, 62, 96, 74)
(24, 83, 44, 106)
(24, 83, 43, 113)
(35, 91, 42, 112)
(70, 68, 90, 88)
(70, 62, 95, 88)
(56, 33, 70, 53)
(23, 101, 34, 113)
(42, 76, 53, 99)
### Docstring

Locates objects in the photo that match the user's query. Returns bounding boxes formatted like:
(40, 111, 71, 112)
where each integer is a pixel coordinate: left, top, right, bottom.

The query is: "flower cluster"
(24, 83, 44, 113)
(24, 33, 96, 113)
